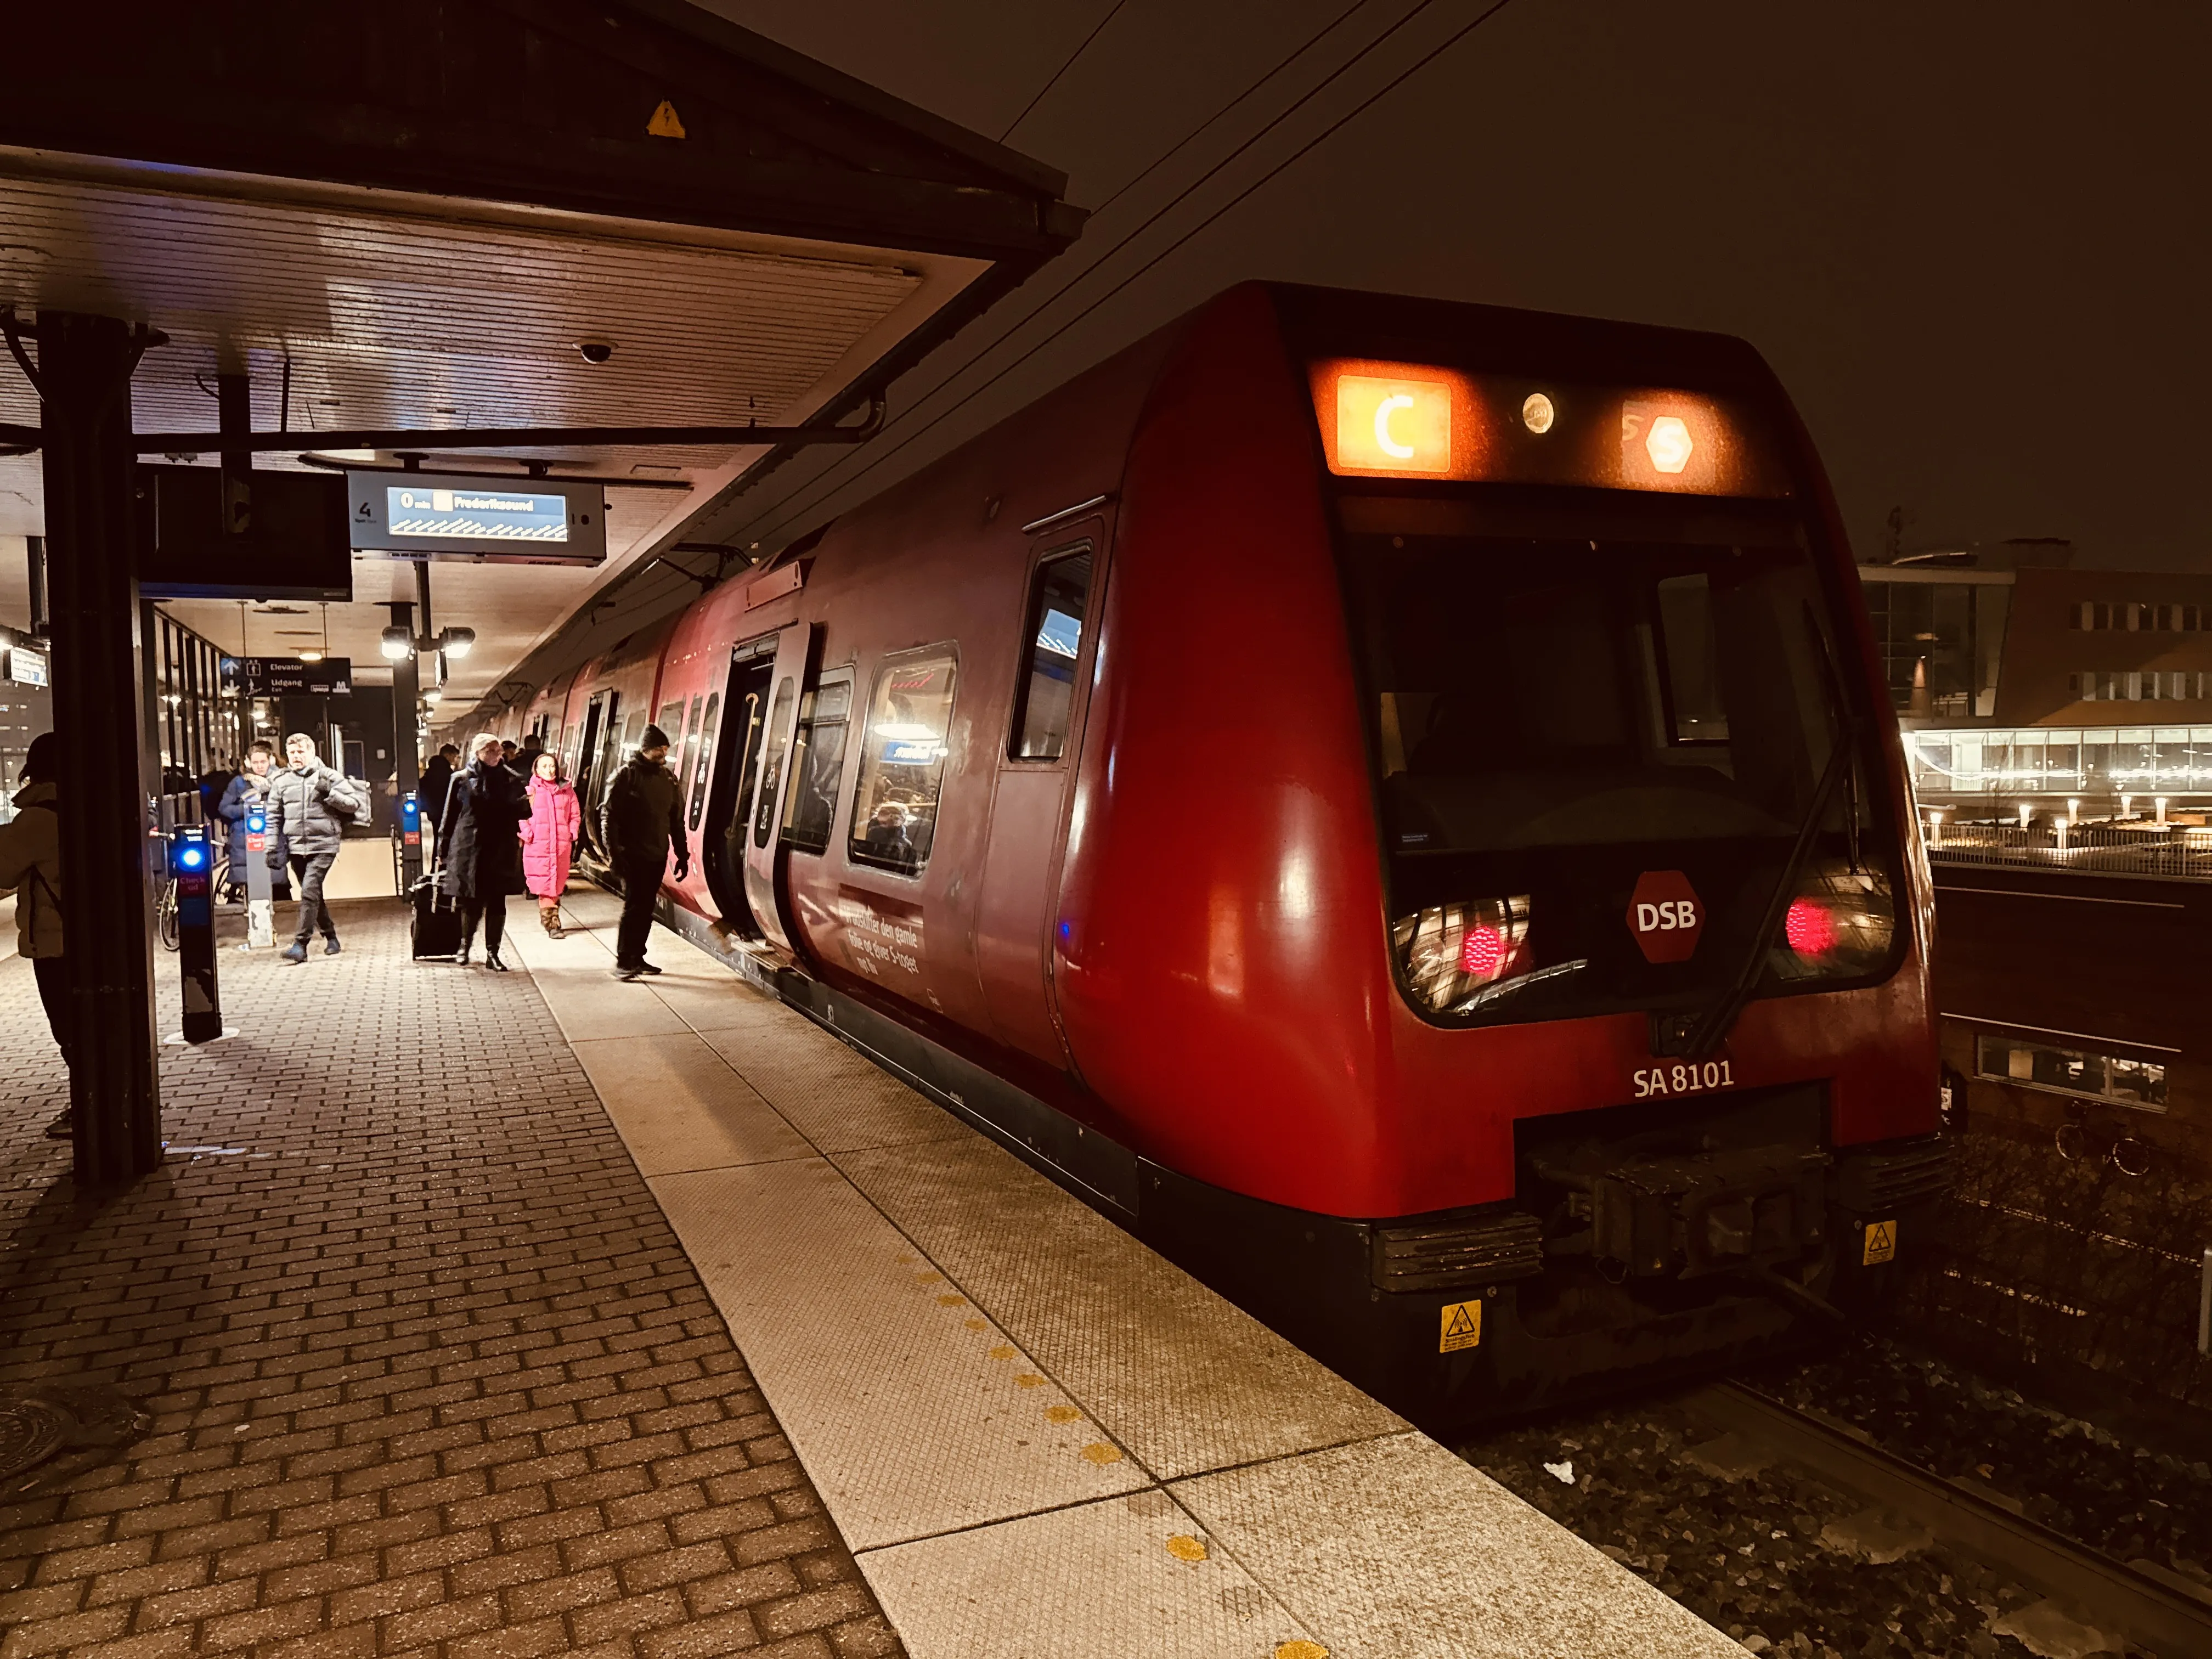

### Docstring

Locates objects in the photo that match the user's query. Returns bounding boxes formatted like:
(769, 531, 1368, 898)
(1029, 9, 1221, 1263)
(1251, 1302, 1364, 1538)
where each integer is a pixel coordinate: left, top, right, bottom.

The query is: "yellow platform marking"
(1439, 1299, 1482, 1353)
(1080, 1442, 1122, 1465)
(1276, 1644, 1329, 1659)
(646, 99, 687, 139)
(936, 1294, 967, 1307)
(1014, 1373, 1045, 1388)
(1045, 1405, 1082, 1424)
(1165, 1534, 1208, 1562)
(914, 1271, 945, 1284)
(988, 1344, 1016, 1361)
(894, 1254, 916, 1265)
(964, 1318, 988, 1332)
(1863, 1220, 1898, 1266)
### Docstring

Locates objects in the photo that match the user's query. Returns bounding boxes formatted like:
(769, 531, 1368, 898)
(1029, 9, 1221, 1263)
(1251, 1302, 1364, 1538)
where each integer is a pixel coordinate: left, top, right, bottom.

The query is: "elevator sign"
(1627, 870, 1703, 964)
(346, 470, 607, 565)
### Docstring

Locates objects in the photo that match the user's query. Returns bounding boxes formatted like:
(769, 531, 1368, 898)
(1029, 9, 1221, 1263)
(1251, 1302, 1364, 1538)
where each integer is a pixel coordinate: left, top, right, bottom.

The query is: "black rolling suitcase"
(410, 873, 464, 960)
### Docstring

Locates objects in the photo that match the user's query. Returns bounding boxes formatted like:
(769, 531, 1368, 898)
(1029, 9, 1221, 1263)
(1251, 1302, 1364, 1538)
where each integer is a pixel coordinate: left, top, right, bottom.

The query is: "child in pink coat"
(520, 752, 582, 938)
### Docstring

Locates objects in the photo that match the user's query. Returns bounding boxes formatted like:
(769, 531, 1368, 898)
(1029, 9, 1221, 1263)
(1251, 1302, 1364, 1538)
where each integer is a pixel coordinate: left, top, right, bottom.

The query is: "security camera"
(577, 341, 615, 365)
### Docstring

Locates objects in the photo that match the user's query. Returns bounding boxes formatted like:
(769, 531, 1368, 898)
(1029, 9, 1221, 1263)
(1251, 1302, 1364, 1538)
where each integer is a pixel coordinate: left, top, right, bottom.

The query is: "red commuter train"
(504, 283, 1949, 1421)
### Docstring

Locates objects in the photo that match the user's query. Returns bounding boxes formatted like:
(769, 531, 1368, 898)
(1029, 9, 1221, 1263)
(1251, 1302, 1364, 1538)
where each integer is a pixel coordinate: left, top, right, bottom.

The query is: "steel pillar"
(37, 311, 163, 1183)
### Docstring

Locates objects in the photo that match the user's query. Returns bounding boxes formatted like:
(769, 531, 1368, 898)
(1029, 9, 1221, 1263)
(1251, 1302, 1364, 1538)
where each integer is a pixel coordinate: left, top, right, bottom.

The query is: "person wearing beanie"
(0, 731, 71, 1139)
(599, 723, 689, 979)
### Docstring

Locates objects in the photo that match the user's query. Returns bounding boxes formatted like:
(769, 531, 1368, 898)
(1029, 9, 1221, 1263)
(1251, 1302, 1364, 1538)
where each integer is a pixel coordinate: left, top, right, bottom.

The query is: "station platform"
(0, 889, 1737, 1659)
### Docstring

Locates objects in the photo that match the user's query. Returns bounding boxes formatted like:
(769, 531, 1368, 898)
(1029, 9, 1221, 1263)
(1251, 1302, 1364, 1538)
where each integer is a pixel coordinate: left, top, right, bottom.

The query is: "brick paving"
(0, 895, 905, 1658)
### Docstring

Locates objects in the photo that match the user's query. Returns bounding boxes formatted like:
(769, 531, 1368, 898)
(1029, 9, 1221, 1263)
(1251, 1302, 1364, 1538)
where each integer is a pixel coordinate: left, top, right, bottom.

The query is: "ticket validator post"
(242, 803, 275, 949)
(169, 826, 225, 1043)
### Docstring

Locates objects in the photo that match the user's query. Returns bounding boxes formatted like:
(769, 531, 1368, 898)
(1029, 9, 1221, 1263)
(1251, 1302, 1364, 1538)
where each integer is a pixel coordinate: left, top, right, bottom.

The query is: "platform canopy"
(0, 0, 1082, 704)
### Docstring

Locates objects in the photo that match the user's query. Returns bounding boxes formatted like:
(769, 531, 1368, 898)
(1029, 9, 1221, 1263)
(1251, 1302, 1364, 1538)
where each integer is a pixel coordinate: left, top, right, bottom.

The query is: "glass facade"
(1904, 726, 2212, 800)
(1862, 579, 2010, 719)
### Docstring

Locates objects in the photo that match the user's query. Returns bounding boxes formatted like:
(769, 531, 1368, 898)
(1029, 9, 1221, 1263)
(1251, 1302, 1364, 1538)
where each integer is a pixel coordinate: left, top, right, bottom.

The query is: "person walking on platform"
(437, 732, 532, 970)
(499, 738, 521, 772)
(600, 724, 688, 980)
(266, 732, 364, 963)
(0, 734, 70, 1140)
(514, 733, 545, 779)
(418, 743, 459, 833)
(212, 741, 283, 903)
(520, 749, 580, 940)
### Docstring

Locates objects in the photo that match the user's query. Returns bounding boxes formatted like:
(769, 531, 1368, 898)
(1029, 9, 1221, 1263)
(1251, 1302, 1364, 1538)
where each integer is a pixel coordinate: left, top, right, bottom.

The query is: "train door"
(571, 693, 607, 851)
(701, 636, 780, 934)
(974, 537, 1102, 1066)
(742, 624, 814, 953)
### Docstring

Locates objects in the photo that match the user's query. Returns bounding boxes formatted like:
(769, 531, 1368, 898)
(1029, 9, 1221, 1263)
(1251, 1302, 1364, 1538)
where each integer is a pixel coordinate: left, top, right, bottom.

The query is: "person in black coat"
(435, 733, 532, 970)
(417, 744, 460, 832)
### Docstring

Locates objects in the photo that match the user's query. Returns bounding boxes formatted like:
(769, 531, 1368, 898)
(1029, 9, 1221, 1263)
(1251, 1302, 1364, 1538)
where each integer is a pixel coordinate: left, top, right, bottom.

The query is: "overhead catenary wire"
(737, 0, 1517, 554)
(741, 0, 1443, 548)
(999, 0, 1135, 143)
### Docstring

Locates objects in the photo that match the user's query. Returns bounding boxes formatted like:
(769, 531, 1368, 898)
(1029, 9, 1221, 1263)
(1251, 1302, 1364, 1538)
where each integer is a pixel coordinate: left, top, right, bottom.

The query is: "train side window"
(782, 676, 851, 855)
(678, 693, 703, 808)
(1009, 548, 1093, 760)
(658, 698, 685, 754)
(688, 693, 718, 831)
(849, 647, 958, 875)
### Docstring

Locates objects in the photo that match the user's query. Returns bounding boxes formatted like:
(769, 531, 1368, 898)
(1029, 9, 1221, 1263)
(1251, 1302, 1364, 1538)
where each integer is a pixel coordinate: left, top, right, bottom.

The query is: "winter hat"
(19, 730, 56, 783)
(641, 724, 672, 750)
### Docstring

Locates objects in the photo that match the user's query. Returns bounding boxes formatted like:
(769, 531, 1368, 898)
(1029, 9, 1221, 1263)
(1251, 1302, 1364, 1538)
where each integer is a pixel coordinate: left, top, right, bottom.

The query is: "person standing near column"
(264, 731, 364, 963)
(600, 724, 688, 980)
(0, 733, 70, 1139)
(437, 732, 532, 970)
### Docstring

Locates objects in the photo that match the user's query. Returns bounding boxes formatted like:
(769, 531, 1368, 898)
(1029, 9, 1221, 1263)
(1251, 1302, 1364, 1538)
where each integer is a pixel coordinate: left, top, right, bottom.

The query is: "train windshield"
(1340, 512, 1900, 1026)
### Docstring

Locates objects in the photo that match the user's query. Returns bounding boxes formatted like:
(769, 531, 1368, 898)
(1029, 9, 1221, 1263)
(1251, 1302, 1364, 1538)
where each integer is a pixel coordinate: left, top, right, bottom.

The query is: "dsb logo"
(1627, 870, 1703, 964)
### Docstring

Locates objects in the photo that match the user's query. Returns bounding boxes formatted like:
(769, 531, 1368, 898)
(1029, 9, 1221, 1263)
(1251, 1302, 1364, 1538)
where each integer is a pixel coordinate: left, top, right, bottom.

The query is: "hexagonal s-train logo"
(1627, 870, 1703, 964)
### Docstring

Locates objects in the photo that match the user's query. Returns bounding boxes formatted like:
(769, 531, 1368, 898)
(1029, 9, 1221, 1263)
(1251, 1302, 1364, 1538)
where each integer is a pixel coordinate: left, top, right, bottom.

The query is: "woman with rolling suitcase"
(433, 732, 532, 970)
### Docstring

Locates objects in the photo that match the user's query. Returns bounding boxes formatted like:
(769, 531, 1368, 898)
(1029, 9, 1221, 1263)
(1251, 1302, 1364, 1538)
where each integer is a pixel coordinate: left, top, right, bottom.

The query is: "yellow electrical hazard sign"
(1438, 1299, 1481, 1353)
(1862, 1220, 1897, 1266)
(647, 100, 687, 139)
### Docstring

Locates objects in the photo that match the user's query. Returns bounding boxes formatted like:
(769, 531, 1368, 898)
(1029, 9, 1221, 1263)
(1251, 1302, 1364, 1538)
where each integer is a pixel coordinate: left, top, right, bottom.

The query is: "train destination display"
(346, 470, 608, 564)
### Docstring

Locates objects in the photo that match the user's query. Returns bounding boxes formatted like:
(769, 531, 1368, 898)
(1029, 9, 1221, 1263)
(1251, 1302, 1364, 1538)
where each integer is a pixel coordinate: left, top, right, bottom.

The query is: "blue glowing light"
(179, 848, 205, 868)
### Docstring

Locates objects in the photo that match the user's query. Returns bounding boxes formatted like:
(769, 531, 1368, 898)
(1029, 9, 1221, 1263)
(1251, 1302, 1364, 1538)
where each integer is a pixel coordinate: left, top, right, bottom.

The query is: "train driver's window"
(687, 693, 718, 831)
(848, 647, 958, 875)
(782, 676, 852, 855)
(1009, 547, 1093, 760)
(1653, 574, 1729, 746)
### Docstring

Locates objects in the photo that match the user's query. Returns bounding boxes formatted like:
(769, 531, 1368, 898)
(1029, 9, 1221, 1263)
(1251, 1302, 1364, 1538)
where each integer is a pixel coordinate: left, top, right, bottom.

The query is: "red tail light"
(1394, 896, 1531, 1014)
(1783, 898, 1837, 955)
(1775, 864, 1894, 980)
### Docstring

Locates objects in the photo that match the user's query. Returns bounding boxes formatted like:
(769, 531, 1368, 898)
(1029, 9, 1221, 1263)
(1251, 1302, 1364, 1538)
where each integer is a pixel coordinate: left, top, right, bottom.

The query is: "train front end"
(1081, 285, 1947, 1423)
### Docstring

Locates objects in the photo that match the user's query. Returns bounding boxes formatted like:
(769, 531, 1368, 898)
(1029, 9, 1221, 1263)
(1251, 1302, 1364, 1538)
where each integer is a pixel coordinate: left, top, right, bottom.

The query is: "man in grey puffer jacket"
(264, 732, 365, 961)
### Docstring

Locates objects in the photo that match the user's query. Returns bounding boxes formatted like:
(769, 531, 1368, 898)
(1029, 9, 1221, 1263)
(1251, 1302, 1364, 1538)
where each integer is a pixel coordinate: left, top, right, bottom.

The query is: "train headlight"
(1392, 895, 1531, 1014)
(1771, 861, 1894, 981)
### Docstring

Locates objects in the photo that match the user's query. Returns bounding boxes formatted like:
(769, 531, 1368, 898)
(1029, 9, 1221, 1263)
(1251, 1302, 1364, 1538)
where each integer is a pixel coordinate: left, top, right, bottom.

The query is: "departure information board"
(347, 470, 607, 563)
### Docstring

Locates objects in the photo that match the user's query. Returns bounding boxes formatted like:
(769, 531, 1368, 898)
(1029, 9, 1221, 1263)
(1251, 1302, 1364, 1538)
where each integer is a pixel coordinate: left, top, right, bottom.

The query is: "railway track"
(1682, 1380, 2212, 1658)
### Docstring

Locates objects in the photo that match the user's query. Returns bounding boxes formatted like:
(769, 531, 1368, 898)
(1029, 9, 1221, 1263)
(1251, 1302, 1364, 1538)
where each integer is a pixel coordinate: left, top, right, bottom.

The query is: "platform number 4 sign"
(1862, 1220, 1898, 1266)
(1438, 1300, 1481, 1353)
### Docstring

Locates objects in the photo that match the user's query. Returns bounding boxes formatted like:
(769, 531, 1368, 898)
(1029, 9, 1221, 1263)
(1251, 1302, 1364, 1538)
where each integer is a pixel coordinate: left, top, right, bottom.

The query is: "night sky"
(703, 0, 2209, 572)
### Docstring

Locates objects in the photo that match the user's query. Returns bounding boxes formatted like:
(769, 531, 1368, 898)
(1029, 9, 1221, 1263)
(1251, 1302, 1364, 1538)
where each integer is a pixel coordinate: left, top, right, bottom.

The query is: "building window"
(849, 647, 958, 874)
(1974, 1033, 2166, 1113)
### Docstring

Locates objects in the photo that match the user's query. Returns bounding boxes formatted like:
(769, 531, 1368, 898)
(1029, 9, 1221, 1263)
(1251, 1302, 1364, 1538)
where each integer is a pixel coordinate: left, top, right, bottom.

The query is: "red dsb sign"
(1628, 870, 1703, 964)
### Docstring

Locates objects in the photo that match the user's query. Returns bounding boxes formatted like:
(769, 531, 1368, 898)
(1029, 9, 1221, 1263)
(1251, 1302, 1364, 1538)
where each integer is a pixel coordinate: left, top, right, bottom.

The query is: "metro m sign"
(1628, 870, 1704, 964)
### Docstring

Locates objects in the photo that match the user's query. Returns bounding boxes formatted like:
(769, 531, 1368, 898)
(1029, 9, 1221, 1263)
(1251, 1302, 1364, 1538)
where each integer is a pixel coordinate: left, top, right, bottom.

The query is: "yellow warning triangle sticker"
(1862, 1220, 1897, 1265)
(1438, 1300, 1481, 1353)
(647, 99, 687, 139)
